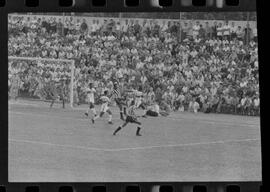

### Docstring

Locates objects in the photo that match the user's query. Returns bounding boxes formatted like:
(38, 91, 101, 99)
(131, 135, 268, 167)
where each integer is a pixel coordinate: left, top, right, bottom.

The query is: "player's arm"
(109, 93, 115, 101)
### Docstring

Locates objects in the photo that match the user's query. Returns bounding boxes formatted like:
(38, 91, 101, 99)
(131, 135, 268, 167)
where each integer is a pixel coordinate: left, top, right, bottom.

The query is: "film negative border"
(0, 0, 256, 11)
(0, 182, 264, 192)
(0, 0, 266, 191)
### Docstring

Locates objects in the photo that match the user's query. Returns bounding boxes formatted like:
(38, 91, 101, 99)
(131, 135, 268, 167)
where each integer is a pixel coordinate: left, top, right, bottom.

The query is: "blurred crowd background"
(8, 12, 259, 116)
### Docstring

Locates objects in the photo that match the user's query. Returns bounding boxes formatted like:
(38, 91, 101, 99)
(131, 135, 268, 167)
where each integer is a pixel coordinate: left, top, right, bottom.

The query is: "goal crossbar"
(9, 56, 75, 108)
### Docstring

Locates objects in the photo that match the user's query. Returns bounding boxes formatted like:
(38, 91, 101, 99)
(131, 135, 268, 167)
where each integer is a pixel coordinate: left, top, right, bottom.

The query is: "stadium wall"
(9, 13, 257, 30)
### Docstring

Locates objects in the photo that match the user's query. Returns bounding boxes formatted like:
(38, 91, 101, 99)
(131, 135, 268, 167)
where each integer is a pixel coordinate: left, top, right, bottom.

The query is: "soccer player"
(111, 82, 126, 120)
(146, 102, 170, 117)
(113, 100, 142, 136)
(92, 90, 113, 124)
(49, 79, 66, 109)
(84, 82, 97, 118)
(134, 87, 147, 118)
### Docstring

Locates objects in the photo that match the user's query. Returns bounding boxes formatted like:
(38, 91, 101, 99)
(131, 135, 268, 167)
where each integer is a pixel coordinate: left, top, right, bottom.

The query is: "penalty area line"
(9, 138, 260, 152)
(9, 111, 258, 128)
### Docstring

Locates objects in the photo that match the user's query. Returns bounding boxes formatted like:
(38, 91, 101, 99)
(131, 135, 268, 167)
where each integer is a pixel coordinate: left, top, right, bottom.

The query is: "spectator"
(205, 22, 212, 39)
(80, 18, 88, 33)
(223, 21, 231, 40)
(244, 23, 253, 45)
(192, 21, 200, 39)
(252, 22, 257, 42)
(236, 26, 243, 41)
(8, 14, 259, 116)
(217, 22, 223, 40)
(212, 21, 218, 39)
(230, 21, 237, 40)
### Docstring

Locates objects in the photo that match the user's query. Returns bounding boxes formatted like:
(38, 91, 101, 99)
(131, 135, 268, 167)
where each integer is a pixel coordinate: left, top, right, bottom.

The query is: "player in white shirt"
(84, 83, 97, 118)
(92, 90, 113, 124)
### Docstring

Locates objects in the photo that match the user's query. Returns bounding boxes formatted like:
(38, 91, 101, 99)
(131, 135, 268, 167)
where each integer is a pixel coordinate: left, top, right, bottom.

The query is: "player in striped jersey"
(113, 100, 142, 136)
(111, 82, 126, 120)
(92, 90, 113, 124)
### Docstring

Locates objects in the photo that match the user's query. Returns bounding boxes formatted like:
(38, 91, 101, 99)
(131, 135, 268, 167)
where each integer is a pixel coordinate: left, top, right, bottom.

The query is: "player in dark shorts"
(111, 82, 126, 120)
(146, 109, 159, 117)
(113, 100, 142, 136)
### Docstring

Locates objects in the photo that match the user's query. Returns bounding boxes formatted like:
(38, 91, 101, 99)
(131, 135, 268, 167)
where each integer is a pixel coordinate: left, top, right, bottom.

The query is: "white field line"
(9, 138, 260, 152)
(9, 110, 259, 128)
(9, 111, 89, 122)
(9, 102, 41, 107)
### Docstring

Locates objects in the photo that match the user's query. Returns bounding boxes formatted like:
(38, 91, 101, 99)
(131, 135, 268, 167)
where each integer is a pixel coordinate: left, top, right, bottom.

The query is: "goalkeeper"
(49, 79, 66, 109)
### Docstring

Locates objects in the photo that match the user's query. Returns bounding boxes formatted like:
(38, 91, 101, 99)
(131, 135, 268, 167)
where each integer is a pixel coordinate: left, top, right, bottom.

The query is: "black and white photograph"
(8, 12, 261, 182)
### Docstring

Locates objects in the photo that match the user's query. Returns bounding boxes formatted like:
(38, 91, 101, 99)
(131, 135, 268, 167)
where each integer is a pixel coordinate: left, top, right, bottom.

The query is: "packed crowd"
(8, 15, 259, 116)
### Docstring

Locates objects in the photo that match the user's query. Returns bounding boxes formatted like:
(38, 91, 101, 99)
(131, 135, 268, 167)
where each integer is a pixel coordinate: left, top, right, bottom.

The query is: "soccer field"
(8, 100, 261, 182)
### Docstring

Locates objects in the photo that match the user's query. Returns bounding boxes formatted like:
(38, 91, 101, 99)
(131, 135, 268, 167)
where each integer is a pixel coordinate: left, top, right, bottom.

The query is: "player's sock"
(92, 115, 99, 124)
(85, 109, 89, 116)
(136, 127, 142, 136)
(123, 107, 127, 115)
(113, 126, 122, 135)
(120, 112, 124, 120)
(108, 115, 112, 123)
(91, 108, 97, 116)
(91, 109, 97, 119)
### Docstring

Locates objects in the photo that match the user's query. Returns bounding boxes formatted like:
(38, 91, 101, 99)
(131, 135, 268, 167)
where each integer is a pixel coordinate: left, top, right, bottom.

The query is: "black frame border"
(0, 0, 265, 191)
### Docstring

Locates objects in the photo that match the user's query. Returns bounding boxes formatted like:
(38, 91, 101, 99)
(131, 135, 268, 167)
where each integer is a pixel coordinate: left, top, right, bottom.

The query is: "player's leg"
(92, 111, 105, 124)
(123, 105, 127, 115)
(86, 102, 97, 117)
(131, 118, 142, 136)
(91, 103, 97, 117)
(85, 102, 91, 116)
(50, 93, 57, 108)
(116, 99, 124, 120)
(136, 126, 142, 136)
(106, 109, 113, 124)
(50, 99, 55, 108)
(159, 111, 169, 116)
(146, 110, 159, 117)
(113, 121, 128, 135)
(140, 103, 147, 118)
(119, 104, 124, 120)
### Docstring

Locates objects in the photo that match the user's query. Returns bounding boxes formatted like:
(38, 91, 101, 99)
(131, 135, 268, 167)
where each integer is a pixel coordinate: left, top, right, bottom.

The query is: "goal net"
(8, 56, 75, 107)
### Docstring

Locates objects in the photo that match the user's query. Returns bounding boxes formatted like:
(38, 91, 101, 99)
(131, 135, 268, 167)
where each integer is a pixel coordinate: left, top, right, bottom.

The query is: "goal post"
(8, 56, 75, 108)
